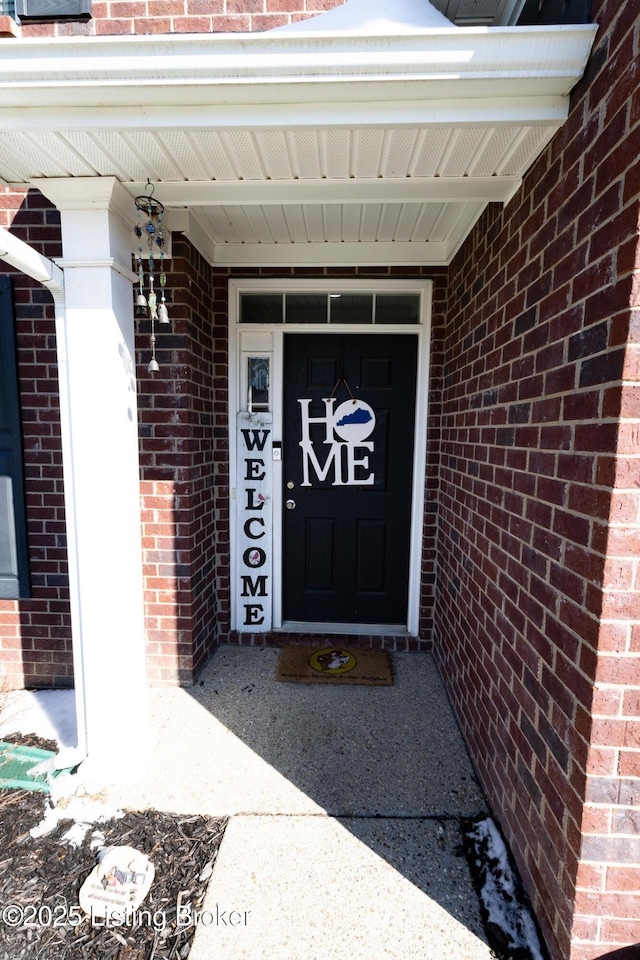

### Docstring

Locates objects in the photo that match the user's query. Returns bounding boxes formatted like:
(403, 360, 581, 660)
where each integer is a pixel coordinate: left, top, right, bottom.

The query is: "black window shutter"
(0, 278, 30, 599)
(16, 0, 91, 20)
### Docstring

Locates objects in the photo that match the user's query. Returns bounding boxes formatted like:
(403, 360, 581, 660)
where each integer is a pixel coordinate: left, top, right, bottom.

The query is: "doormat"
(275, 647, 393, 686)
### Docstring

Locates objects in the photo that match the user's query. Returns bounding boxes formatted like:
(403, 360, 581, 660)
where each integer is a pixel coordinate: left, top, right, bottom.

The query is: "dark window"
(285, 294, 328, 324)
(240, 292, 421, 324)
(240, 294, 283, 324)
(376, 294, 420, 324)
(517, 0, 591, 24)
(15, 0, 91, 20)
(329, 294, 373, 324)
(0, 278, 30, 599)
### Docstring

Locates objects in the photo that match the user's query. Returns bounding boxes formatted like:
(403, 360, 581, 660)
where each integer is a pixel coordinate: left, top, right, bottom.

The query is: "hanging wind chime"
(134, 182, 169, 373)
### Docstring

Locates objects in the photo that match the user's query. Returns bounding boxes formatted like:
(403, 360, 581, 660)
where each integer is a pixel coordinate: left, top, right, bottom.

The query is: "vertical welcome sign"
(236, 412, 272, 632)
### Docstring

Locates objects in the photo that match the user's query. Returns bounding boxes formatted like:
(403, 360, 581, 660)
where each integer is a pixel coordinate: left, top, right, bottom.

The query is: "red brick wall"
(0, 188, 73, 689)
(138, 239, 221, 683)
(433, 2, 640, 958)
(12, 0, 344, 37)
(571, 0, 640, 946)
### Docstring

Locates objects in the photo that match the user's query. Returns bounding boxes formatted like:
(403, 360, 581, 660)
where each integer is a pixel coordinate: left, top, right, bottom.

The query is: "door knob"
(285, 499, 296, 510)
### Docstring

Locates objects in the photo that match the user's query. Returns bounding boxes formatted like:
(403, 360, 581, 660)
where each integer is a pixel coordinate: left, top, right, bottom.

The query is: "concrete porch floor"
(106, 645, 494, 959)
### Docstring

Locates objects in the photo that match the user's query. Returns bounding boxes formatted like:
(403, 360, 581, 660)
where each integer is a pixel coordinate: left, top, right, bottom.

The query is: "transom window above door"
(239, 292, 420, 325)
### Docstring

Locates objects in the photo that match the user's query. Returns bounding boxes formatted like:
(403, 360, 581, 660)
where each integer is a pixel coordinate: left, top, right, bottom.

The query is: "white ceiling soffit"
(2, 22, 596, 266)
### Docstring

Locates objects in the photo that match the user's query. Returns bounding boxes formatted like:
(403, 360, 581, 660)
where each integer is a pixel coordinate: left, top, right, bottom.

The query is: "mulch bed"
(0, 737, 227, 960)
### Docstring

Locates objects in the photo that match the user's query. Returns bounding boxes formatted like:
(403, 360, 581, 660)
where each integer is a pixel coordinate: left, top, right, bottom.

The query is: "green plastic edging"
(0, 740, 72, 793)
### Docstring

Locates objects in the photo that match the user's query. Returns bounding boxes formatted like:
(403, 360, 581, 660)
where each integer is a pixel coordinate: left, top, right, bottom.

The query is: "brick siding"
(433, 1, 640, 957)
(138, 240, 222, 683)
(572, 2, 640, 955)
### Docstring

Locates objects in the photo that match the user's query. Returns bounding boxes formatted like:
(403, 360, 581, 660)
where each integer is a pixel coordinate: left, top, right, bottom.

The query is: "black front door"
(282, 333, 417, 625)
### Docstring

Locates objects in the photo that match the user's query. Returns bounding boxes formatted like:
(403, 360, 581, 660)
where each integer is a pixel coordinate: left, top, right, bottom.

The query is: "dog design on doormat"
(311, 649, 356, 673)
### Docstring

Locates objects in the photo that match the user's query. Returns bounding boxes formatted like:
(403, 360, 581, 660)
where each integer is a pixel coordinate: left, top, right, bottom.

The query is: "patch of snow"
(90, 830, 106, 851)
(49, 770, 84, 804)
(268, 0, 455, 35)
(466, 816, 546, 960)
(61, 821, 93, 848)
(30, 797, 123, 848)
(0, 688, 77, 748)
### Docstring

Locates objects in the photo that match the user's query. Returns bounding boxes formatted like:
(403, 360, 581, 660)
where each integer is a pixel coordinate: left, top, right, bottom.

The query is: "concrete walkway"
(107, 645, 493, 960)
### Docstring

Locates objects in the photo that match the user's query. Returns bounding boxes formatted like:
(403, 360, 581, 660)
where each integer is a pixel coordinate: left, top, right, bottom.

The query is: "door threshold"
(278, 621, 410, 637)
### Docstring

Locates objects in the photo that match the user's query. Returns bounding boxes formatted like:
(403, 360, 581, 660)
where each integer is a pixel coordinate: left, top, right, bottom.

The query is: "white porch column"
(34, 177, 150, 784)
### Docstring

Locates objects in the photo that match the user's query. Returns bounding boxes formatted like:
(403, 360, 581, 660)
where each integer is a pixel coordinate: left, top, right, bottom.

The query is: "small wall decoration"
(236, 412, 272, 632)
(133, 182, 170, 374)
(298, 392, 376, 487)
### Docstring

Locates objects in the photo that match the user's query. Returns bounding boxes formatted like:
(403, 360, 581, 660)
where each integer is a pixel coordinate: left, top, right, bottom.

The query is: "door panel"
(282, 333, 417, 624)
(306, 518, 336, 591)
(356, 520, 386, 593)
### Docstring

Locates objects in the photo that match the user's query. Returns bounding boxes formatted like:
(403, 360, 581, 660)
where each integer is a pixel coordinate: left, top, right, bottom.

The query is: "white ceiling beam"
(0, 97, 572, 132)
(123, 176, 522, 207)
(185, 238, 452, 267)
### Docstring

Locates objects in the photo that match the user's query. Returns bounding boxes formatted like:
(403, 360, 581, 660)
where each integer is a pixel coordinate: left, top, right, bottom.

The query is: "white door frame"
(228, 278, 432, 637)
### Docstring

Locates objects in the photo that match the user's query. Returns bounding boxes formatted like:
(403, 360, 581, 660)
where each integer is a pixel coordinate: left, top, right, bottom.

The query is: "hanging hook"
(327, 378, 356, 402)
(134, 189, 164, 217)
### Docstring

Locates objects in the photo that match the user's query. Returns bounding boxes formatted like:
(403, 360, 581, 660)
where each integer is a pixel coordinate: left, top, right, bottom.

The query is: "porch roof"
(0, 20, 596, 266)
